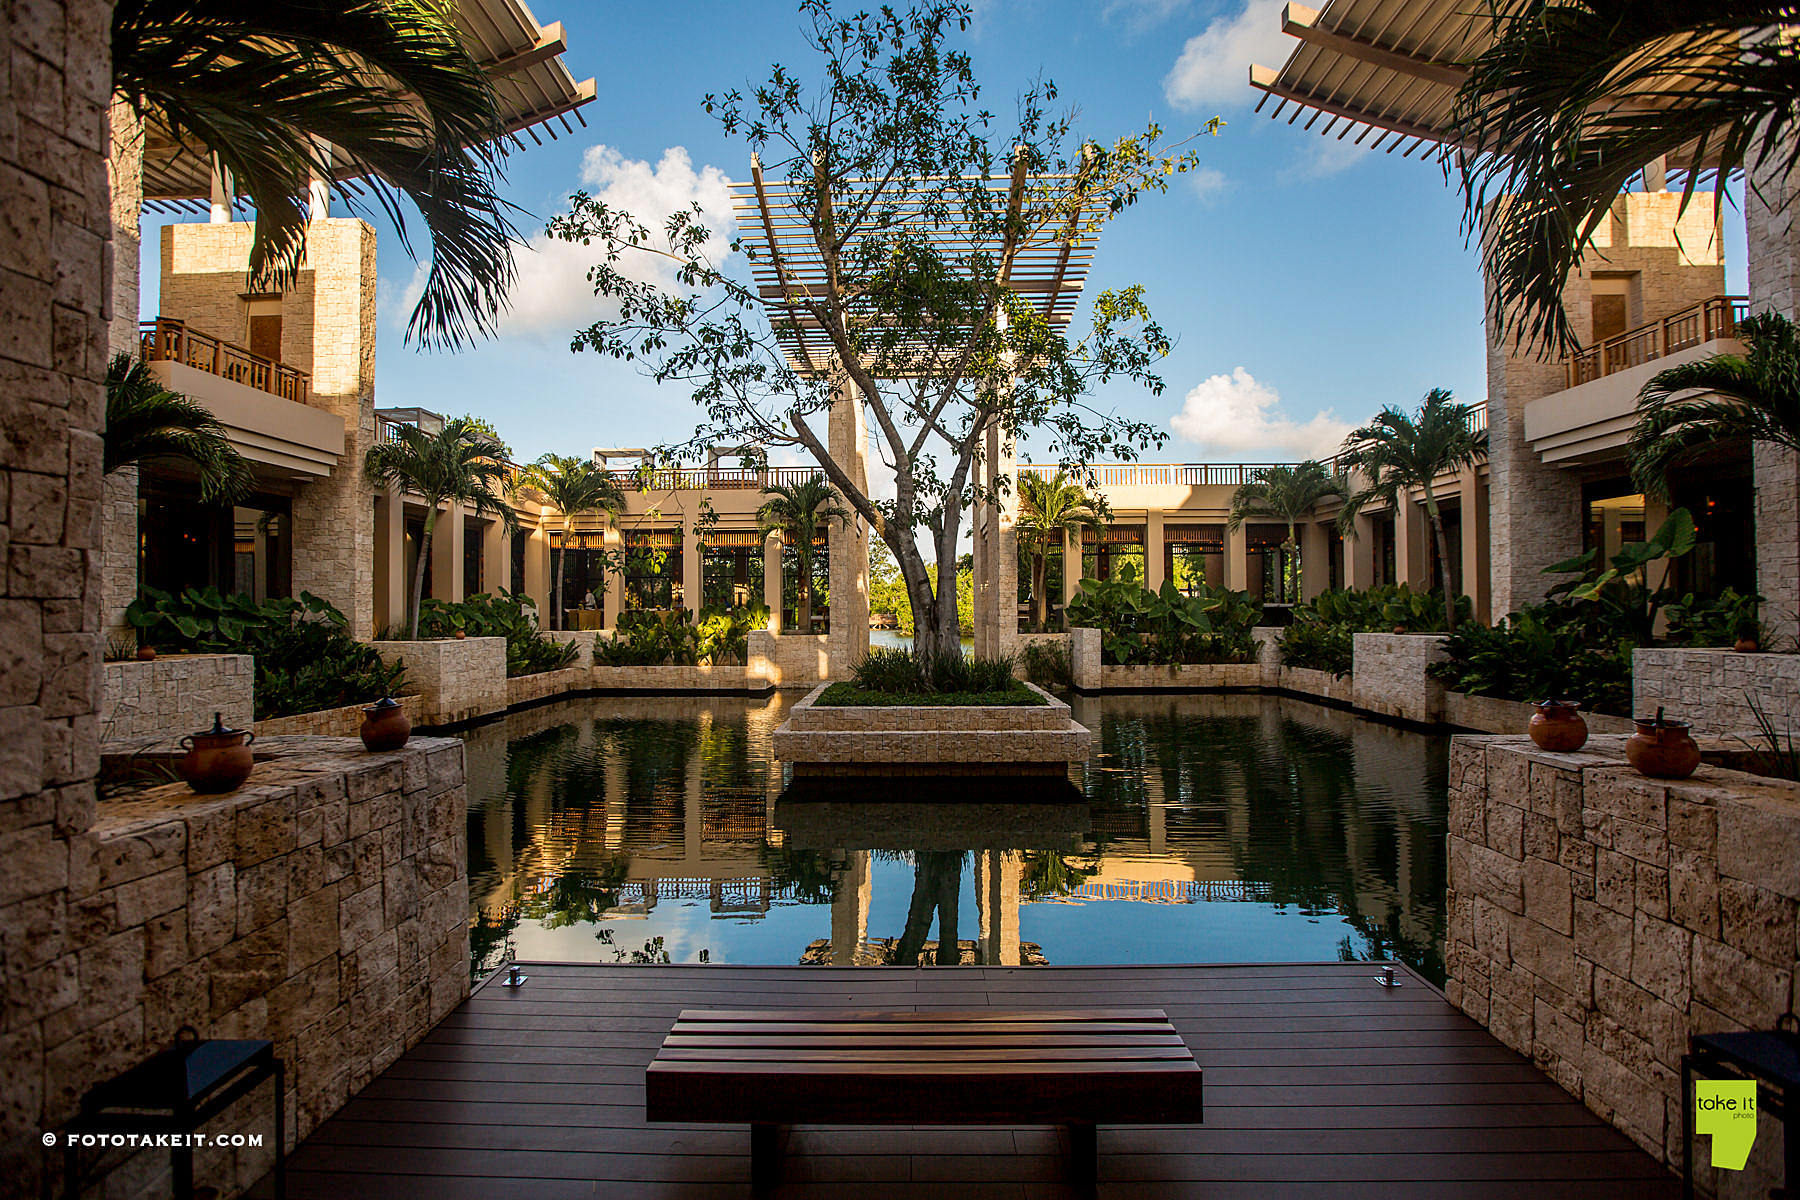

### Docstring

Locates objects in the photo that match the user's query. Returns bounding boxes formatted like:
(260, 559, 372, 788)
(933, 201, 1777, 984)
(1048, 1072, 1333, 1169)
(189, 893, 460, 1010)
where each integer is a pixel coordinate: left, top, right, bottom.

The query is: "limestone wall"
(1274, 666, 1354, 706)
(371, 637, 507, 726)
(1069, 626, 1102, 691)
(590, 663, 765, 692)
(1446, 735, 1800, 1195)
(42, 735, 471, 1198)
(747, 629, 831, 687)
(1635, 647, 1800, 737)
(506, 665, 589, 708)
(255, 695, 425, 740)
(1444, 691, 1635, 737)
(1352, 633, 1447, 724)
(100, 654, 254, 744)
(544, 629, 596, 668)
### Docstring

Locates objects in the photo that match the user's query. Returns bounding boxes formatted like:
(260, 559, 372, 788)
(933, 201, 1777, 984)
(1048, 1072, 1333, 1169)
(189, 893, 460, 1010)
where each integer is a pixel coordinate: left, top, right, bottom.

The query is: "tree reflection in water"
(894, 851, 965, 966)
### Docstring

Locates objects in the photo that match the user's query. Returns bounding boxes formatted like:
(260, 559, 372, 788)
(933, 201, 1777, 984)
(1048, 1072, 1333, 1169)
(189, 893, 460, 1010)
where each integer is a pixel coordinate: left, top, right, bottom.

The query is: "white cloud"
(1188, 165, 1228, 201)
(1164, 0, 1290, 110)
(1286, 136, 1369, 181)
(385, 144, 733, 342)
(1103, 0, 1188, 32)
(1169, 367, 1353, 459)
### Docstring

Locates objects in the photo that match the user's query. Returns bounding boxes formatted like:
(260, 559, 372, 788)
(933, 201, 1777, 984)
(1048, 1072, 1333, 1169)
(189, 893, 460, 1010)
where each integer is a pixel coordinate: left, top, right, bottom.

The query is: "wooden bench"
(645, 1007, 1204, 1194)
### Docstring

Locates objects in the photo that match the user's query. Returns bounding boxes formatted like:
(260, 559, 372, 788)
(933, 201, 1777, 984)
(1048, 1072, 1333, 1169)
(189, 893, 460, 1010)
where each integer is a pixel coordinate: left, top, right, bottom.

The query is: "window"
(1082, 526, 1145, 583)
(625, 529, 681, 610)
(1163, 525, 1223, 595)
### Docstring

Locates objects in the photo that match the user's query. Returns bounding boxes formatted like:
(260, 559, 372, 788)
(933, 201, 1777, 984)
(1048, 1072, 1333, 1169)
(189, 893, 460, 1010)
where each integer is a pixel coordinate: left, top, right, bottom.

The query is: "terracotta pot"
(1627, 712, 1701, 780)
(453, 629, 466, 639)
(177, 713, 255, 794)
(135, 644, 156, 662)
(1734, 636, 1760, 653)
(360, 697, 412, 752)
(1529, 700, 1588, 753)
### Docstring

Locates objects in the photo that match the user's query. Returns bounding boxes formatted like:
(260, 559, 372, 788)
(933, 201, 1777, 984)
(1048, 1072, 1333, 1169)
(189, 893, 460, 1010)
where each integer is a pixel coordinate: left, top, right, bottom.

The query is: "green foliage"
(1429, 607, 1635, 716)
(1020, 640, 1074, 690)
(867, 542, 974, 635)
(1278, 619, 1354, 677)
(1543, 508, 1696, 644)
(1278, 585, 1470, 677)
(848, 646, 1020, 696)
(1066, 576, 1261, 665)
(1665, 587, 1764, 648)
(416, 592, 577, 678)
(104, 354, 251, 502)
(594, 604, 771, 667)
(816, 681, 1045, 707)
(851, 647, 930, 695)
(124, 585, 406, 719)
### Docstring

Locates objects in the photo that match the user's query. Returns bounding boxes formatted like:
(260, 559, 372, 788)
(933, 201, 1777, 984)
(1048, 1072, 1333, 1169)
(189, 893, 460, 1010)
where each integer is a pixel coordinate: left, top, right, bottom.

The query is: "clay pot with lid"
(135, 643, 156, 662)
(359, 696, 412, 752)
(177, 712, 255, 793)
(1626, 708, 1701, 780)
(1529, 700, 1588, 753)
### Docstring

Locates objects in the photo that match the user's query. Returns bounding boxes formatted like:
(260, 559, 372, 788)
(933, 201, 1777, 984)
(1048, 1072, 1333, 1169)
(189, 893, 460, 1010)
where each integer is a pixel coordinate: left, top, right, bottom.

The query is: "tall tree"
(549, 0, 1212, 666)
(103, 353, 251, 503)
(1447, 1, 1798, 353)
(757, 477, 849, 636)
(513, 455, 627, 631)
(1016, 470, 1108, 631)
(1226, 461, 1347, 603)
(1337, 390, 1486, 632)
(112, 0, 520, 349)
(1630, 310, 1800, 496)
(364, 418, 517, 639)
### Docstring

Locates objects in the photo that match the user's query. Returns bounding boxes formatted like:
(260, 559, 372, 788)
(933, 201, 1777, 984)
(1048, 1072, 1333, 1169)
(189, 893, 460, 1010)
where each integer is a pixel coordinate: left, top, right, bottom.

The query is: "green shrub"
(851, 647, 929, 694)
(1428, 606, 1634, 715)
(816, 681, 1044, 707)
(594, 603, 770, 667)
(1664, 587, 1763, 647)
(416, 592, 577, 677)
(1020, 640, 1073, 690)
(1279, 617, 1353, 676)
(125, 585, 406, 719)
(1277, 584, 1469, 677)
(1066, 577, 1261, 666)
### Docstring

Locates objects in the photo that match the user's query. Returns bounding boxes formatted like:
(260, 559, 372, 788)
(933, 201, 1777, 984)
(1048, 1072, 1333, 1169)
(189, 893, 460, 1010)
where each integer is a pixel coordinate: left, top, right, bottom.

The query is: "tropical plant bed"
(815, 682, 1047, 707)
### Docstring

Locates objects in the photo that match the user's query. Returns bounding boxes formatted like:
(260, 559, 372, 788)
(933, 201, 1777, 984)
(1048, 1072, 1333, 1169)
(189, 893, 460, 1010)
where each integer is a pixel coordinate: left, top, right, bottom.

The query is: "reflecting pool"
(460, 692, 1450, 983)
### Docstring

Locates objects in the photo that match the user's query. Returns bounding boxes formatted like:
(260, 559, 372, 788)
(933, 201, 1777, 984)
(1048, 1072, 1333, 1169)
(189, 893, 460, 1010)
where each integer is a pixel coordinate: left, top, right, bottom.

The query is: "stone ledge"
(784, 682, 1072, 731)
(255, 695, 425, 739)
(506, 665, 589, 708)
(1634, 646, 1800, 736)
(1443, 691, 1635, 736)
(773, 683, 1090, 766)
(589, 663, 769, 692)
(1096, 662, 1261, 691)
(100, 654, 254, 745)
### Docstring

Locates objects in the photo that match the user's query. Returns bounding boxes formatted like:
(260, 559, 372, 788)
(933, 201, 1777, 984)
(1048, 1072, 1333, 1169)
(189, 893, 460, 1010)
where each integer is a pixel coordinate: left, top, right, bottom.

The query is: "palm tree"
(1016, 471, 1109, 631)
(757, 477, 849, 636)
(112, 0, 519, 349)
(1338, 390, 1486, 632)
(513, 454, 626, 631)
(365, 418, 517, 639)
(103, 353, 251, 502)
(1447, 2, 1796, 353)
(1226, 461, 1348, 604)
(1630, 310, 1800, 496)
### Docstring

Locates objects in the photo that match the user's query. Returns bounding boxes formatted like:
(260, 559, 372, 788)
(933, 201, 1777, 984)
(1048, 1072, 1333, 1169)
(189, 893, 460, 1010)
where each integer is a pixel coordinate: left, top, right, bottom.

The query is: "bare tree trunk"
(1423, 487, 1459, 634)
(409, 509, 437, 641)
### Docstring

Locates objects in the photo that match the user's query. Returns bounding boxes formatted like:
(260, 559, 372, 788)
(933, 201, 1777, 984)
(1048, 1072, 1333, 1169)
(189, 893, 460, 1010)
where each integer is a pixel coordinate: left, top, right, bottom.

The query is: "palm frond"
(104, 353, 251, 502)
(113, 0, 521, 350)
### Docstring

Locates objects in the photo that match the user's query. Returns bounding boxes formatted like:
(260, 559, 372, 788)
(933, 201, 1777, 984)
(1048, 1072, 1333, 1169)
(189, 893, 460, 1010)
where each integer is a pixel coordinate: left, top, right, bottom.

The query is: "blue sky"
(139, 0, 1747, 466)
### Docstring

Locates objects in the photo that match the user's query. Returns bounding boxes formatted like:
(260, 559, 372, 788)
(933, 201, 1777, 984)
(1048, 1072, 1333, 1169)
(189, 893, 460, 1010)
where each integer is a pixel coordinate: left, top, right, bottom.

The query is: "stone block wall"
(1747, 144, 1800, 648)
(1446, 734, 1800, 1196)
(1443, 691, 1635, 738)
(1351, 633, 1447, 723)
(100, 654, 254, 744)
(371, 637, 506, 726)
(255, 694, 425, 739)
(1635, 647, 1800, 737)
(544, 629, 596, 669)
(20, 735, 471, 1198)
(746, 629, 831, 687)
(1069, 626, 1102, 691)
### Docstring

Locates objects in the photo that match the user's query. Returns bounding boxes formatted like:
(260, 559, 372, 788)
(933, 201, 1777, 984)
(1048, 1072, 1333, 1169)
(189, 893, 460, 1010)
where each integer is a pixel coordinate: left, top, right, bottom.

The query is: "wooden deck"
(261, 962, 1678, 1199)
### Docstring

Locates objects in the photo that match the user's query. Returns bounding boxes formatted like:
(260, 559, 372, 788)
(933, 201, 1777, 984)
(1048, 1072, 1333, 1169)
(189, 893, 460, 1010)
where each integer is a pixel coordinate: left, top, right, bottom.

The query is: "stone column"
(1300, 520, 1330, 601)
(429, 502, 464, 604)
(1347, 512, 1376, 590)
(1225, 523, 1249, 591)
(1747, 145, 1800, 645)
(1062, 527, 1080, 606)
(602, 522, 624, 629)
(974, 850, 1022, 966)
(102, 99, 145, 642)
(1145, 510, 1166, 591)
(1395, 494, 1430, 589)
(970, 445, 990, 655)
(826, 374, 870, 672)
(482, 516, 509, 595)
(986, 422, 1019, 656)
(373, 490, 405, 632)
(762, 529, 783, 631)
(1460, 469, 1492, 624)
(681, 510, 703, 618)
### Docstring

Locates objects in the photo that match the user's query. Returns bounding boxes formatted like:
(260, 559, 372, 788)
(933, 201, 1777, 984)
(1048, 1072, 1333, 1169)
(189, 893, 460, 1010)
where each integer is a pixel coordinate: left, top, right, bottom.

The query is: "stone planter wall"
(100, 655, 254, 745)
(1098, 661, 1262, 690)
(1634, 647, 1800, 736)
(589, 663, 763, 692)
(506, 665, 589, 708)
(1352, 633, 1448, 724)
(544, 630, 596, 669)
(1446, 734, 1800, 1196)
(23, 735, 469, 1199)
(1274, 665, 1354, 705)
(370, 637, 506, 726)
(1069, 626, 1103, 691)
(1442, 691, 1635, 737)
(746, 629, 831, 687)
(772, 682, 1089, 768)
(255, 695, 426, 739)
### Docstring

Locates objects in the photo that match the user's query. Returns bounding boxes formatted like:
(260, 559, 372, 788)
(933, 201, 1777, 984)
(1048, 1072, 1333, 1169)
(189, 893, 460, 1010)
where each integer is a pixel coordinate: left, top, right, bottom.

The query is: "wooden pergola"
(140, 0, 597, 212)
(729, 151, 1112, 378)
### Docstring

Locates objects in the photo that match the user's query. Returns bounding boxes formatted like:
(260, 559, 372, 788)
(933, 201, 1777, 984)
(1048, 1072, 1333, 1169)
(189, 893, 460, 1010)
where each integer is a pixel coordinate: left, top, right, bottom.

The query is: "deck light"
(502, 963, 529, 988)
(1374, 965, 1401, 988)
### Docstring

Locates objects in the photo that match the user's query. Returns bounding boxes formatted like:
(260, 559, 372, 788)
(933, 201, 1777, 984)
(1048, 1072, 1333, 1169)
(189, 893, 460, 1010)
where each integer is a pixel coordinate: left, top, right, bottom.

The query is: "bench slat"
(673, 1008, 1174, 1023)
(667, 1020, 1176, 1037)
(655, 1046, 1197, 1063)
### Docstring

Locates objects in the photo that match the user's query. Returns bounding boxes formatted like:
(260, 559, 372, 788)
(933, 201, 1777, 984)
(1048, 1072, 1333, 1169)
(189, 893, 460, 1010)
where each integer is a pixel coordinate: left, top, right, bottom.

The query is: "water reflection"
(462, 691, 1449, 982)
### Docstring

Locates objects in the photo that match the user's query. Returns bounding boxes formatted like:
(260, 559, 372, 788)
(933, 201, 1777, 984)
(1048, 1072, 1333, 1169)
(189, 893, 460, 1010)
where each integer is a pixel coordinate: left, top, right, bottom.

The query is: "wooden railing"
(602, 464, 826, 492)
(139, 317, 309, 405)
(1566, 296, 1748, 387)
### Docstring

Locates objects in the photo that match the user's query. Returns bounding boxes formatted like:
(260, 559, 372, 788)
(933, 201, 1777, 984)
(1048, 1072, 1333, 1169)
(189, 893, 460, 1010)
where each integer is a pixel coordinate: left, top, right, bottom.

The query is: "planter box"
(370, 637, 506, 726)
(544, 629, 597, 668)
(255, 694, 424, 738)
(1442, 690, 1635, 737)
(1634, 646, 1800, 736)
(747, 629, 831, 687)
(1352, 633, 1447, 724)
(1098, 661, 1262, 691)
(506, 665, 590, 708)
(100, 653, 254, 744)
(1275, 665, 1354, 705)
(589, 663, 767, 692)
(772, 682, 1090, 773)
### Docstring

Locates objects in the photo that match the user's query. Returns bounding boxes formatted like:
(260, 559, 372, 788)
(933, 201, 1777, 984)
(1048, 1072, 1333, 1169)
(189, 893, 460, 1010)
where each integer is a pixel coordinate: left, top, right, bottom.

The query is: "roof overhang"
(141, 0, 596, 209)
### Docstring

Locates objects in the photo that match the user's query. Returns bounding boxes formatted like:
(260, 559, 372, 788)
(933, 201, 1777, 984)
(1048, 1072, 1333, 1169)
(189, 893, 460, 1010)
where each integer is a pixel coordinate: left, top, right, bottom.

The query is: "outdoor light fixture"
(1374, 965, 1401, 988)
(501, 963, 529, 989)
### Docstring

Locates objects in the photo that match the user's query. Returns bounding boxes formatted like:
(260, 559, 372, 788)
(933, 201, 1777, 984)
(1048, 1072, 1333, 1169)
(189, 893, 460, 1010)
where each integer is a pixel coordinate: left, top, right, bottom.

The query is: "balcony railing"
(1566, 295, 1747, 388)
(602, 464, 826, 492)
(139, 317, 310, 405)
